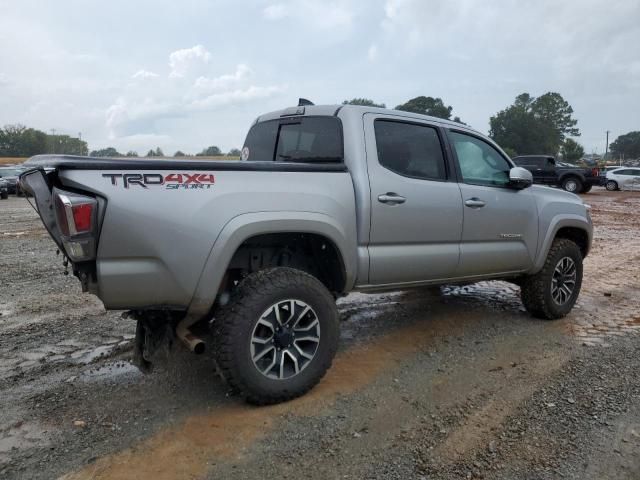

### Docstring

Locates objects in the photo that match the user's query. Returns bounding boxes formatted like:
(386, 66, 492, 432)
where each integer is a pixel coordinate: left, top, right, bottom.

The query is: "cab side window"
(449, 131, 511, 187)
(374, 120, 447, 181)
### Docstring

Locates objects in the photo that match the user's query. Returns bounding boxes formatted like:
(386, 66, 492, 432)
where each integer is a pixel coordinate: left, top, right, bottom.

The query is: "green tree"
(125, 150, 139, 157)
(90, 147, 123, 157)
(395, 96, 453, 120)
(610, 131, 640, 158)
(502, 146, 517, 158)
(174, 150, 186, 157)
(342, 98, 386, 108)
(227, 148, 241, 157)
(197, 145, 222, 156)
(0, 124, 48, 156)
(489, 92, 580, 156)
(560, 138, 585, 162)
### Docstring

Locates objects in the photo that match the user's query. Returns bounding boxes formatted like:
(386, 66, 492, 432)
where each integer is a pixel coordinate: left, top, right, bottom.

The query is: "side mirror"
(509, 167, 533, 190)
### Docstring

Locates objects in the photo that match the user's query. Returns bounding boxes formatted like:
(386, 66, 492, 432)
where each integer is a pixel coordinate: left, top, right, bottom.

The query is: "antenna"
(298, 98, 314, 106)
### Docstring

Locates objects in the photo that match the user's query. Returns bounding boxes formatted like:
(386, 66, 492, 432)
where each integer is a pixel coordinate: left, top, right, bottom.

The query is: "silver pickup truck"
(20, 103, 592, 404)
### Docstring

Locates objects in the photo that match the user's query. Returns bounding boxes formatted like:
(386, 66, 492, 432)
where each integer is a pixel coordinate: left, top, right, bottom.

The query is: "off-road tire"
(580, 184, 592, 193)
(561, 176, 582, 193)
(605, 180, 618, 191)
(520, 239, 583, 320)
(0, 191, 7, 200)
(214, 267, 339, 405)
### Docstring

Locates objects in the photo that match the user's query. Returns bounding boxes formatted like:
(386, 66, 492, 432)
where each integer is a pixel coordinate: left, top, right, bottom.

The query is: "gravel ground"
(0, 188, 639, 480)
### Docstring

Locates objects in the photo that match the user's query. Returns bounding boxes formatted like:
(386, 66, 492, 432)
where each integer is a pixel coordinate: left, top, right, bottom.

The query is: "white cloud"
(191, 85, 287, 109)
(263, 4, 288, 20)
(367, 44, 378, 62)
(194, 64, 252, 91)
(168, 45, 212, 78)
(0, 72, 9, 85)
(131, 69, 159, 80)
(105, 50, 285, 139)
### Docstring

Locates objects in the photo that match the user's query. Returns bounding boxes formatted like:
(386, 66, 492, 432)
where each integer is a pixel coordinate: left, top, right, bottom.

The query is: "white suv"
(606, 167, 640, 191)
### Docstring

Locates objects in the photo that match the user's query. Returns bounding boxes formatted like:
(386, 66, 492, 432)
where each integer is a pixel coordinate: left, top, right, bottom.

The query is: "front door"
(365, 114, 463, 285)
(446, 130, 538, 276)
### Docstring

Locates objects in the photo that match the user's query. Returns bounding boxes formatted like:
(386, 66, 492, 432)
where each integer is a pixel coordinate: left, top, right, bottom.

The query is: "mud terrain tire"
(214, 267, 339, 405)
(520, 239, 583, 320)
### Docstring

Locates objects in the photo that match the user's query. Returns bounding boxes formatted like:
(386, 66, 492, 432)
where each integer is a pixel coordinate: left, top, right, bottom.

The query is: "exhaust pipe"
(176, 315, 205, 355)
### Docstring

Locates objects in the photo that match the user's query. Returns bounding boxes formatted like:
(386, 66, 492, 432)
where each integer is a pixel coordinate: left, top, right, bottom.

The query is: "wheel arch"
(532, 215, 592, 273)
(187, 212, 357, 318)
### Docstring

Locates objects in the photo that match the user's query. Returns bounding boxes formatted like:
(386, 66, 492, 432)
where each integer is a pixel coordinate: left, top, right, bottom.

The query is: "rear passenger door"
(365, 114, 463, 285)
(446, 130, 538, 276)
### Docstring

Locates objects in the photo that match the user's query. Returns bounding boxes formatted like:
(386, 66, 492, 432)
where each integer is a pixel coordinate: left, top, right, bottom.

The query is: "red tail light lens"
(72, 204, 93, 233)
(53, 190, 96, 237)
(591, 167, 599, 176)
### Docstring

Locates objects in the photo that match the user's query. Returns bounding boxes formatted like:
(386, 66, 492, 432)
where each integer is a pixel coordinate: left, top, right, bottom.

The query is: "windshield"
(557, 162, 578, 168)
(0, 168, 21, 177)
(242, 116, 343, 162)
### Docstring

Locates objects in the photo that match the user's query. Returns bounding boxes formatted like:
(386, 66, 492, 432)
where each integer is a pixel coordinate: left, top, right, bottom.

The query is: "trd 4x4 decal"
(102, 173, 215, 189)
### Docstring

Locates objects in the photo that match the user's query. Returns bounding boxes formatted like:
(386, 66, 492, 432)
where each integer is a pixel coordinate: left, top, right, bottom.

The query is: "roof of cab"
(254, 103, 477, 132)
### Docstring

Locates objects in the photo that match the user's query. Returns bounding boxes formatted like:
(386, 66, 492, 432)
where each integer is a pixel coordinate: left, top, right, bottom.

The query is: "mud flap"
(133, 320, 153, 373)
(130, 314, 176, 373)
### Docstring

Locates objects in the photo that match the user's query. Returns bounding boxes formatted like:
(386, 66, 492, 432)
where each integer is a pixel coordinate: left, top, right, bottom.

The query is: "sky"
(0, 0, 638, 155)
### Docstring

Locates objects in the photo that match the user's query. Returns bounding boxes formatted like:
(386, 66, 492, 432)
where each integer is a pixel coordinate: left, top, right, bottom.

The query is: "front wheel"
(214, 267, 339, 405)
(605, 180, 618, 191)
(561, 177, 582, 193)
(520, 239, 583, 320)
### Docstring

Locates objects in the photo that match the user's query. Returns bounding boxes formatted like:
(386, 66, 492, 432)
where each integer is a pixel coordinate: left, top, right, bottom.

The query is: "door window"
(449, 131, 511, 187)
(374, 120, 447, 181)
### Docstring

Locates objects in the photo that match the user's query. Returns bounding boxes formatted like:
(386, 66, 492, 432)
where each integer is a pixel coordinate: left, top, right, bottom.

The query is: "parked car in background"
(0, 178, 8, 199)
(605, 167, 640, 191)
(0, 166, 25, 195)
(512, 155, 599, 193)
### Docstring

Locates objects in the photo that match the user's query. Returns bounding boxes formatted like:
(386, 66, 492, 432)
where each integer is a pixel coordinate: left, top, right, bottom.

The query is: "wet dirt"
(1, 189, 639, 480)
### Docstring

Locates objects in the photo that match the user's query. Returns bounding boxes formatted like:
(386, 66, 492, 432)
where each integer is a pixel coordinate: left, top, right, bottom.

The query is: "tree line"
(0, 125, 88, 157)
(2, 95, 638, 161)
(88, 146, 241, 158)
(0, 124, 241, 159)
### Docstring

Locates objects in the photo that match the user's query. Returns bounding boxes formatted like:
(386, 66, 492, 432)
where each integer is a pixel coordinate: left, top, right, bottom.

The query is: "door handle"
(378, 193, 406, 205)
(464, 197, 486, 208)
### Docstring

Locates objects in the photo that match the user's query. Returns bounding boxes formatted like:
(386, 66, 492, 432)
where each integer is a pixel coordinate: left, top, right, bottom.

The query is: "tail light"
(53, 188, 98, 261)
(591, 167, 599, 177)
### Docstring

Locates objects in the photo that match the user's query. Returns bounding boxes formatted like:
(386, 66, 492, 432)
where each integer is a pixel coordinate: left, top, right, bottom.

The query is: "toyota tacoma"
(20, 102, 593, 404)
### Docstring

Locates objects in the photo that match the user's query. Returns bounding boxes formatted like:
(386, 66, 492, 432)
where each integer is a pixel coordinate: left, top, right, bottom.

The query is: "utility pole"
(605, 130, 610, 164)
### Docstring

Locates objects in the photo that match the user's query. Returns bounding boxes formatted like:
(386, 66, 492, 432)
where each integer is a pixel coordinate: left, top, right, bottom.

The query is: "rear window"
(242, 117, 343, 162)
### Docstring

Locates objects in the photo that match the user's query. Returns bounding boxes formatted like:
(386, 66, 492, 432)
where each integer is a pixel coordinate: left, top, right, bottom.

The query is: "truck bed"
(21, 155, 356, 315)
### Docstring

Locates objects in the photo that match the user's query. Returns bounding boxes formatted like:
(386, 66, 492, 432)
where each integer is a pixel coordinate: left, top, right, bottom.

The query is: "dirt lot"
(1, 189, 639, 480)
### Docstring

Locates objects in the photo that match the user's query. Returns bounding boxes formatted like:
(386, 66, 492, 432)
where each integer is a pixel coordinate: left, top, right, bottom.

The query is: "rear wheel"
(580, 184, 592, 193)
(605, 180, 618, 191)
(561, 177, 582, 193)
(214, 267, 339, 405)
(520, 239, 583, 320)
(0, 191, 7, 200)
